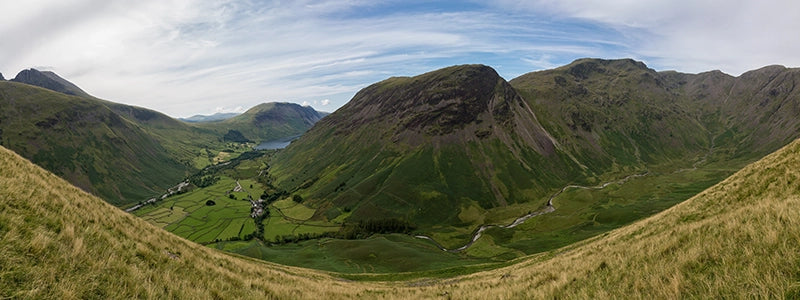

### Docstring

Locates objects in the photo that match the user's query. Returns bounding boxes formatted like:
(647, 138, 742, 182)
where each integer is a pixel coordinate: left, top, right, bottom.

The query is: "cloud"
(321, 99, 330, 106)
(2, 1, 796, 117)
(494, 0, 800, 75)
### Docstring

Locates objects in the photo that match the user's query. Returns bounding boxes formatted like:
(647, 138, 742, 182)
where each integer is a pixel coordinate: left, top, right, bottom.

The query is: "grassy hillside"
(198, 102, 326, 143)
(99, 100, 229, 170)
(511, 58, 800, 167)
(268, 65, 594, 248)
(0, 73, 325, 206)
(0, 81, 188, 205)
(3, 136, 800, 298)
(510, 58, 712, 171)
(268, 61, 800, 252)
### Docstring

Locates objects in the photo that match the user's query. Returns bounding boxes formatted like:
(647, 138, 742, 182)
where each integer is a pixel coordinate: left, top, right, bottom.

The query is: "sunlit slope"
(2, 137, 800, 298)
(0, 145, 376, 299)
(197, 102, 326, 143)
(270, 65, 587, 229)
(0, 81, 187, 205)
(440, 139, 800, 298)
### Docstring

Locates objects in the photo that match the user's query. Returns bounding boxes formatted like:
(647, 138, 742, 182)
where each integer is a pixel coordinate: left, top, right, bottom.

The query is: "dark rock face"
(0, 72, 4, 80)
(11, 69, 90, 97)
(12, 69, 73, 94)
(325, 65, 528, 138)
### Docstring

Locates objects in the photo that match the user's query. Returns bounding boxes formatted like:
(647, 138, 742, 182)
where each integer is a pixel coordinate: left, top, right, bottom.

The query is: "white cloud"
(496, 0, 800, 75)
(2, 0, 797, 117)
(321, 99, 330, 106)
(301, 101, 310, 107)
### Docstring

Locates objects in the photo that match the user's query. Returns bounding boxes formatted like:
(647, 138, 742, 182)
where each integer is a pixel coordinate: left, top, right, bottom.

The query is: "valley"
(3, 58, 800, 297)
(0, 69, 326, 206)
(3, 133, 800, 298)
(55, 58, 795, 276)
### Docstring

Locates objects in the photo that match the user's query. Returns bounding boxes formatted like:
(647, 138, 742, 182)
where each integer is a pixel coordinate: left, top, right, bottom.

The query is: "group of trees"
(264, 218, 416, 245)
(260, 190, 287, 203)
(337, 218, 416, 240)
(188, 174, 219, 188)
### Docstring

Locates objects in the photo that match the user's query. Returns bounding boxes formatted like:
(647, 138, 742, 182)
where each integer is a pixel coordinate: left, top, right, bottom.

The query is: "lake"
(254, 134, 301, 150)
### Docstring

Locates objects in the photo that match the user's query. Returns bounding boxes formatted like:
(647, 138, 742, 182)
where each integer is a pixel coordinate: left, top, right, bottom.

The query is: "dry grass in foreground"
(2, 139, 800, 298)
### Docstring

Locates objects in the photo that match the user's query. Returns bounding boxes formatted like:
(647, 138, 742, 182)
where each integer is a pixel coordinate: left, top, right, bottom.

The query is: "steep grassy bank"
(0, 81, 188, 205)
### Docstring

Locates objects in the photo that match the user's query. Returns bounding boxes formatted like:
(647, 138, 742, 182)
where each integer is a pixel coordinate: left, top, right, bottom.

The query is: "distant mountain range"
(0, 68, 326, 206)
(180, 112, 240, 122)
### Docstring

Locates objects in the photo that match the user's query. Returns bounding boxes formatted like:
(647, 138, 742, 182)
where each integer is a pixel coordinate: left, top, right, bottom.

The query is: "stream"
(415, 171, 649, 252)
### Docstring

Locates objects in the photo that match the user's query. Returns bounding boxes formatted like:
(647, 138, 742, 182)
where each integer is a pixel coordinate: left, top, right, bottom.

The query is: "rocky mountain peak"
(328, 64, 518, 137)
(11, 69, 90, 97)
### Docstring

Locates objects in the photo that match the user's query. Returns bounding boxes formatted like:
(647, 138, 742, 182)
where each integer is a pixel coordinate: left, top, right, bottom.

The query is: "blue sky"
(1, 0, 798, 117)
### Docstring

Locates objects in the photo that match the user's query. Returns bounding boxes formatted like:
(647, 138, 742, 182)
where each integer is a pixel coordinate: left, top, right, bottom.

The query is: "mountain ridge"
(205, 102, 327, 142)
(180, 112, 240, 122)
(267, 58, 800, 251)
(11, 68, 92, 98)
(0, 71, 328, 206)
(269, 64, 588, 229)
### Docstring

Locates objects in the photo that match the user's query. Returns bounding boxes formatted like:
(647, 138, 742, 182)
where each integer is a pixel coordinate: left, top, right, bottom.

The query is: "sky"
(1, 0, 798, 118)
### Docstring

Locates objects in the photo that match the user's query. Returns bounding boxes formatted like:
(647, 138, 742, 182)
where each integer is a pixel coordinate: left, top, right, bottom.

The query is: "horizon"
(2, 0, 798, 118)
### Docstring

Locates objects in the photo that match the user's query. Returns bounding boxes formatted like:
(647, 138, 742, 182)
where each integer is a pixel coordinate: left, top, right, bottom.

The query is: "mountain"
(510, 58, 800, 165)
(0, 69, 333, 206)
(11, 68, 92, 98)
(267, 59, 800, 248)
(180, 112, 240, 122)
(0, 72, 4, 80)
(199, 102, 326, 142)
(510, 58, 711, 172)
(269, 65, 589, 228)
(0, 81, 189, 205)
(3, 134, 800, 298)
(96, 99, 225, 170)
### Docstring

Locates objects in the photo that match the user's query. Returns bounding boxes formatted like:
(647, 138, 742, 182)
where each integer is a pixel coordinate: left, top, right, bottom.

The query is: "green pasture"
(134, 176, 258, 243)
(476, 155, 749, 257)
(210, 234, 492, 274)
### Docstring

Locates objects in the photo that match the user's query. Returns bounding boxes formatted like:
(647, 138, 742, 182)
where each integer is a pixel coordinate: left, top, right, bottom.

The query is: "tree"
(292, 194, 303, 203)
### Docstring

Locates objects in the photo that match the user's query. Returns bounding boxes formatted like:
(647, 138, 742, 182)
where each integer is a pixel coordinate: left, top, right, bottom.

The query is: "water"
(254, 134, 301, 150)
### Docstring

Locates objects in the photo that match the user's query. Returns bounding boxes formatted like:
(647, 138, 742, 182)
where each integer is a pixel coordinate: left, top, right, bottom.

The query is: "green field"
(135, 176, 257, 243)
(134, 139, 756, 274)
(210, 234, 493, 274)
(473, 154, 750, 257)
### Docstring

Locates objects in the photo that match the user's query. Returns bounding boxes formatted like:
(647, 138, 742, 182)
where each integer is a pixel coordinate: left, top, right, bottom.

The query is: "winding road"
(415, 171, 649, 252)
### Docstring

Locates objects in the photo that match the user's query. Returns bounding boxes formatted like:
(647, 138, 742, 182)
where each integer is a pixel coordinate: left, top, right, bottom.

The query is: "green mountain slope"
(98, 100, 227, 169)
(198, 102, 326, 143)
(511, 58, 800, 166)
(0, 81, 187, 205)
(3, 135, 800, 298)
(267, 59, 800, 253)
(510, 59, 711, 172)
(0, 70, 332, 206)
(269, 65, 588, 229)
